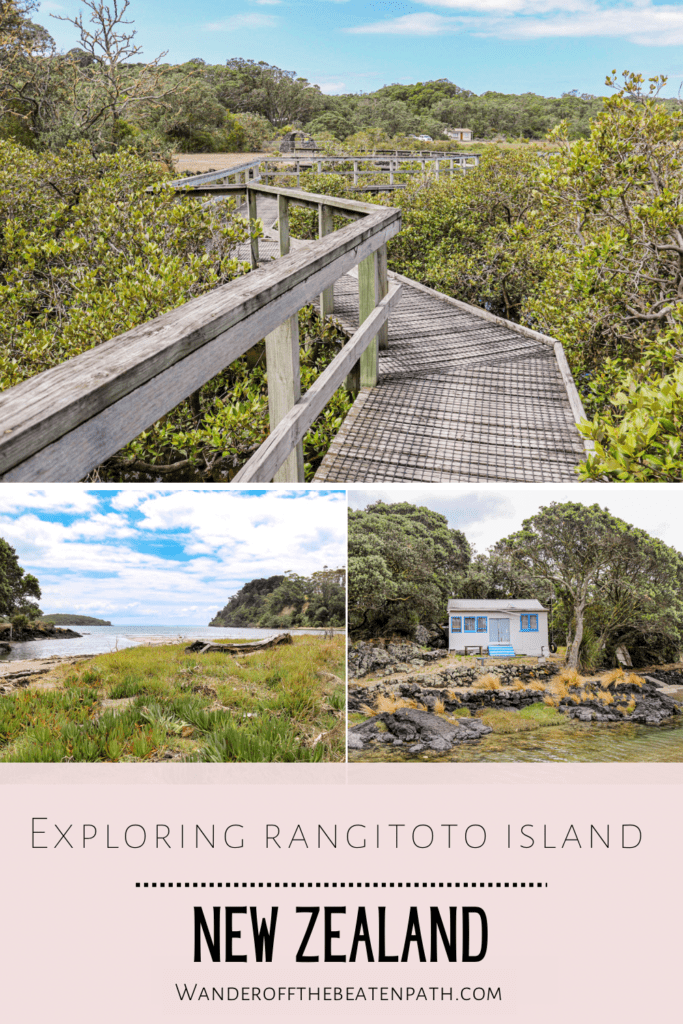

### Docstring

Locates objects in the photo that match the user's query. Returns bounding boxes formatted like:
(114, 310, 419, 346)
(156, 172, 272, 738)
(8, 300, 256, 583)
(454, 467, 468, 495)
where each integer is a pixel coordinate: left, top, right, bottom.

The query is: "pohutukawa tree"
(348, 502, 470, 638)
(494, 501, 683, 669)
(0, 537, 41, 625)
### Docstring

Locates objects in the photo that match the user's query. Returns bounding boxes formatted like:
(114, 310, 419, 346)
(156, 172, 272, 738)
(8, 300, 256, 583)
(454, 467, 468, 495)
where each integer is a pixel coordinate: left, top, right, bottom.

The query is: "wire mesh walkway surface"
(313, 275, 587, 482)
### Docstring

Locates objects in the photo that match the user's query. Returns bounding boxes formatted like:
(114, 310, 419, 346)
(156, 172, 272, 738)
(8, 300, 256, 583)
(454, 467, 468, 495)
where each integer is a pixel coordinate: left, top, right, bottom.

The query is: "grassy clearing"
(0, 636, 345, 763)
(478, 702, 568, 735)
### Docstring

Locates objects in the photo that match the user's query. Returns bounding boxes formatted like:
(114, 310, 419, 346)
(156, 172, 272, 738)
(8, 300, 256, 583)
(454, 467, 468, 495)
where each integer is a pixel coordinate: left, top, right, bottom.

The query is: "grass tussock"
(369, 694, 422, 715)
(0, 636, 345, 763)
(600, 668, 625, 687)
(472, 673, 502, 691)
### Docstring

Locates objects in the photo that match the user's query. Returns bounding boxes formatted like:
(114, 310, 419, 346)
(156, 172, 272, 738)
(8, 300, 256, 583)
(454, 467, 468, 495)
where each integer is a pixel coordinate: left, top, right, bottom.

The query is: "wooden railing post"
(265, 314, 304, 482)
(318, 204, 335, 317)
(263, 191, 303, 481)
(358, 250, 381, 387)
(247, 188, 259, 270)
(278, 194, 290, 256)
(353, 160, 359, 185)
(376, 243, 389, 351)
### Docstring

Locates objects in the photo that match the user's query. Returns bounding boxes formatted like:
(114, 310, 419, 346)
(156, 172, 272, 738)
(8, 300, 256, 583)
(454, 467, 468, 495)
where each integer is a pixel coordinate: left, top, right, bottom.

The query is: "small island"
(42, 614, 112, 625)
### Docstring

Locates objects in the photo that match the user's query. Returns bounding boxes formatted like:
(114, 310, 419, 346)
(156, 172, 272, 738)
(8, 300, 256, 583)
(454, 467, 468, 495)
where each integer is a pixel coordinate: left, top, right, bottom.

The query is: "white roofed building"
(447, 599, 549, 657)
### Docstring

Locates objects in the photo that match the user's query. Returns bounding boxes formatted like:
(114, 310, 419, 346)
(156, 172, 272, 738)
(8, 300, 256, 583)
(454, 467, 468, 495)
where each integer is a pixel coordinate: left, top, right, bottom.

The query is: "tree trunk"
(185, 633, 293, 654)
(566, 598, 586, 669)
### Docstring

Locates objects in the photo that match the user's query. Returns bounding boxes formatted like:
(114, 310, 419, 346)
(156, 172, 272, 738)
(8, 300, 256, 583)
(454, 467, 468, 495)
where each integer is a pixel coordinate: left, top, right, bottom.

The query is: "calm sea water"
(0, 624, 340, 663)
(351, 719, 683, 763)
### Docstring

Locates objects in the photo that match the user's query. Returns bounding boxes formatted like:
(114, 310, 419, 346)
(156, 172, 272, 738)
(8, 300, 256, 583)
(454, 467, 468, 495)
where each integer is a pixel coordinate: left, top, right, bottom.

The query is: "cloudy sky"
(0, 488, 346, 625)
(347, 485, 683, 555)
(38, 0, 683, 98)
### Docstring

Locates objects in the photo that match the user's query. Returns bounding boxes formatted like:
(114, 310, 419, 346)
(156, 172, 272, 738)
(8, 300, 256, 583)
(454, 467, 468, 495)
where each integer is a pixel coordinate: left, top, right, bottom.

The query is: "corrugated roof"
(448, 599, 546, 612)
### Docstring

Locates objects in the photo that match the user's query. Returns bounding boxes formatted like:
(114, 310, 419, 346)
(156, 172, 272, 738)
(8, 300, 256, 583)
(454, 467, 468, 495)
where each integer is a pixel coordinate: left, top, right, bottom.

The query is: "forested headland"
(2, 1, 683, 480)
(41, 614, 111, 625)
(349, 501, 683, 670)
(210, 567, 346, 629)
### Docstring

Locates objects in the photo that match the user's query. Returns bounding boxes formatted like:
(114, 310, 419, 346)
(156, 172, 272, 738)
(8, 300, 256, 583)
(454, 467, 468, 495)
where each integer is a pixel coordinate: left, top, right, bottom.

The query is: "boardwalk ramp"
(314, 273, 588, 483)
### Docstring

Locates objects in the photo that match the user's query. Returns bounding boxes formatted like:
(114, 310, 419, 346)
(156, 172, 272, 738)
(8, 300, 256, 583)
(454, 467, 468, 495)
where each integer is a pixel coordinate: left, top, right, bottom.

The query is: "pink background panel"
(0, 781, 678, 1022)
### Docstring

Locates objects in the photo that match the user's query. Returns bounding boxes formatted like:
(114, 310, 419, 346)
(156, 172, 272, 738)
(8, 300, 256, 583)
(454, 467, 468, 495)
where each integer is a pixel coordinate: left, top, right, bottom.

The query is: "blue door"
(489, 619, 510, 643)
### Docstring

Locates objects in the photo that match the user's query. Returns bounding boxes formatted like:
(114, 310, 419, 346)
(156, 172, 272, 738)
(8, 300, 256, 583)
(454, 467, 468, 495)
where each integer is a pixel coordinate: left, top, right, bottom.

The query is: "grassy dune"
(0, 636, 345, 763)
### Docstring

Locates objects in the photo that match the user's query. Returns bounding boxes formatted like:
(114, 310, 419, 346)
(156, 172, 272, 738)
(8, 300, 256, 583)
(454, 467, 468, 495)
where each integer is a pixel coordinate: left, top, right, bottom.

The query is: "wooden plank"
(233, 283, 402, 483)
(0, 207, 401, 476)
(265, 315, 304, 482)
(167, 159, 262, 188)
(246, 182, 390, 218)
(553, 342, 595, 455)
(319, 204, 335, 317)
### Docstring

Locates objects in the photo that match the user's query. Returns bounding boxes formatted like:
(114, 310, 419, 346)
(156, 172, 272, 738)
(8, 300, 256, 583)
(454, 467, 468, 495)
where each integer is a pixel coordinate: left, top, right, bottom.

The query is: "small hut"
(447, 599, 549, 656)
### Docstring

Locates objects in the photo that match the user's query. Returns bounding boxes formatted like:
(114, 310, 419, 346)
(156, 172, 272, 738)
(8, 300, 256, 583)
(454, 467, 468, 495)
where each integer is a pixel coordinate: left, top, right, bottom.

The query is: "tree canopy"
(479, 502, 683, 668)
(348, 502, 470, 638)
(210, 567, 345, 629)
(0, 537, 41, 624)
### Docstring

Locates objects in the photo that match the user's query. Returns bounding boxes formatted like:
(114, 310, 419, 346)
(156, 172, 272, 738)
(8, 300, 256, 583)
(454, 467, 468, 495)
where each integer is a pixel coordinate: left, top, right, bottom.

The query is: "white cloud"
(0, 490, 346, 625)
(414, 0, 590, 11)
(318, 80, 347, 94)
(348, 12, 456, 34)
(206, 13, 278, 30)
(0, 487, 99, 514)
(348, 485, 683, 556)
(347, 2, 683, 45)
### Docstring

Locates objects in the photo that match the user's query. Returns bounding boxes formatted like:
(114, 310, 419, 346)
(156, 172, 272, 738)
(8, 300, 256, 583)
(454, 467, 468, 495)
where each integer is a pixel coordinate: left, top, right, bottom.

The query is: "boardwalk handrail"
(0, 177, 402, 482)
(261, 152, 479, 186)
(166, 157, 263, 188)
(234, 282, 403, 482)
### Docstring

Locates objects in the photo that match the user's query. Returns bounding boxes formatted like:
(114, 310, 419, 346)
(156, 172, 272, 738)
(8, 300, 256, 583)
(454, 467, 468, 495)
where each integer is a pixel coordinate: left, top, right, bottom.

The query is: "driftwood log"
(185, 633, 294, 655)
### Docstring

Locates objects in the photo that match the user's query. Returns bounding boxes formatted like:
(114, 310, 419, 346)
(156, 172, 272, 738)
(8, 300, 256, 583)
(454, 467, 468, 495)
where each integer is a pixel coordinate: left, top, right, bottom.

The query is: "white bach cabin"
(447, 599, 549, 657)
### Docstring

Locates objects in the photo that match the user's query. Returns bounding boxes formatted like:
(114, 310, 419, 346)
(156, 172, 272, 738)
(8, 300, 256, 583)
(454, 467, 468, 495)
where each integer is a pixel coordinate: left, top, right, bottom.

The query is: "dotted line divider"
(136, 881, 548, 889)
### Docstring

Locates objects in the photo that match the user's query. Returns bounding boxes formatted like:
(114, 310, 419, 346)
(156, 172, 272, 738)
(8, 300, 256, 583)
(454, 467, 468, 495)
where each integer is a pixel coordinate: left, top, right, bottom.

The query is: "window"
(464, 616, 476, 632)
(451, 616, 462, 633)
(520, 614, 539, 632)
(477, 616, 487, 633)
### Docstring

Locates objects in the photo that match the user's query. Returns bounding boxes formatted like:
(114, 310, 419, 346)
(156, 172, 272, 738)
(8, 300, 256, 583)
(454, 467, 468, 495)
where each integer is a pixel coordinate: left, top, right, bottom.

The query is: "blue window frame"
(451, 616, 462, 633)
(520, 614, 539, 632)
(476, 616, 487, 633)
(464, 616, 476, 632)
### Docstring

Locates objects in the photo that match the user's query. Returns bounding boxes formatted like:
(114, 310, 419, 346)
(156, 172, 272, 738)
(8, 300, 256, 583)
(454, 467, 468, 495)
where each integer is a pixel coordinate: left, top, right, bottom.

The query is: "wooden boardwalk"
(242, 194, 587, 484)
(314, 274, 587, 482)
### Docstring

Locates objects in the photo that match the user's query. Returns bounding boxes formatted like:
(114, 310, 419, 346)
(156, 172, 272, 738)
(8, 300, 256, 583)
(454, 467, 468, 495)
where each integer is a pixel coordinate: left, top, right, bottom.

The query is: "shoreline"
(0, 628, 347, 682)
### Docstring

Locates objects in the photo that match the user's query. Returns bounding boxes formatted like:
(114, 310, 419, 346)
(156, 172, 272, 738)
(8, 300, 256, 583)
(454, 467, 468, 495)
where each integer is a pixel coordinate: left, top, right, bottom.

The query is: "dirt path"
(171, 152, 271, 174)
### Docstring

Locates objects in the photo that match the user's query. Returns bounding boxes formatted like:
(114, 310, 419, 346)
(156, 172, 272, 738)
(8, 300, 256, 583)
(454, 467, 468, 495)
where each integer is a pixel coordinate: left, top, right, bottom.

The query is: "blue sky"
(0, 488, 346, 624)
(37, 0, 683, 98)
(347, 485, 683, 554)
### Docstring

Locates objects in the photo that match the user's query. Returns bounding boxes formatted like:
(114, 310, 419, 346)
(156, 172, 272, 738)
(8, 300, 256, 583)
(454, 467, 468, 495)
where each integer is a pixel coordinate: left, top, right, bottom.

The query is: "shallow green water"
(350, 719, 683, 763)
